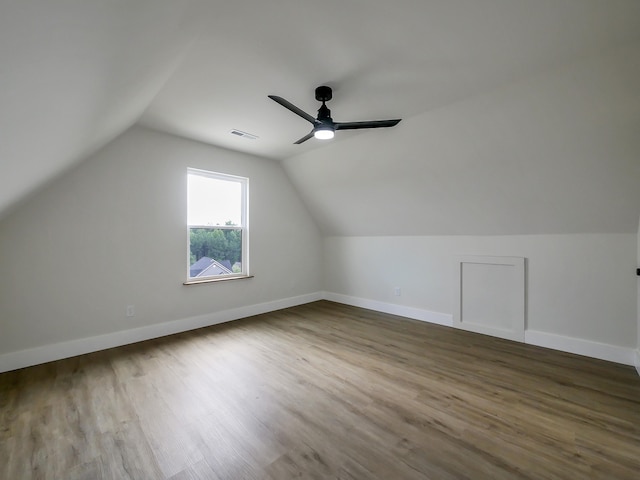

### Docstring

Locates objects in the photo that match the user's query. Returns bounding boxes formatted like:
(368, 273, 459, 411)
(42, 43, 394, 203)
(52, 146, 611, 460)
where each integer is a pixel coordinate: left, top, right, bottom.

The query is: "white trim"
(635, 349, 640, 376)
(525, 330, 635, 366)
(0, 292, 323, 374)
(323, 292, 453, 327)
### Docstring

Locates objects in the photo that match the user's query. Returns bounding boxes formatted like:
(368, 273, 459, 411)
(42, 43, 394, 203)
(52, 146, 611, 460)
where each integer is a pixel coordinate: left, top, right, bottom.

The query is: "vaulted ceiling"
(1, 0, 639, 234)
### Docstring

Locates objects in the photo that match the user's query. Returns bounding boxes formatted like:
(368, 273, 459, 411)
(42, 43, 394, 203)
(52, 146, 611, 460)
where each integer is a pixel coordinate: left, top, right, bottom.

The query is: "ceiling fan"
(268, 86, 401, 144)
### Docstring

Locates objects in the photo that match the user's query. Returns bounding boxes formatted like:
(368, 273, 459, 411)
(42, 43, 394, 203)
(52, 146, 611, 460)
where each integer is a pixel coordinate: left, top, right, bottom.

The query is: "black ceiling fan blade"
(335, 119, 401, 130)
(268, 95, 316, 125)
(293, 131, 315, 144)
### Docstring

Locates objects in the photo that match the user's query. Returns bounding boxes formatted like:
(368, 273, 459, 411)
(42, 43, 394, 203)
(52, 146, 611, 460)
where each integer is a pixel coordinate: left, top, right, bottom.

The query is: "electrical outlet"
(126, 305, 135, 317)
(394, 287, 401, 297)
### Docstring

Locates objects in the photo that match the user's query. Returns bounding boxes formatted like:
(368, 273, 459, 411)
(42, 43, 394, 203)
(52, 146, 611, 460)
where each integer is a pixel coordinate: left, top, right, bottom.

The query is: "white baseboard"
(522, 331, 635, 366)
(323, 292, 635, 367)
(323, 292, 453, 327)
(2, 291, 636, 374)
(0, 292, 323, 373)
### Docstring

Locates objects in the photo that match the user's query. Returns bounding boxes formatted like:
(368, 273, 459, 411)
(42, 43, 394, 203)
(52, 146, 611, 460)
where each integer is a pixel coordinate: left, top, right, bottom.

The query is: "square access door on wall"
(453, 255, 526, 343)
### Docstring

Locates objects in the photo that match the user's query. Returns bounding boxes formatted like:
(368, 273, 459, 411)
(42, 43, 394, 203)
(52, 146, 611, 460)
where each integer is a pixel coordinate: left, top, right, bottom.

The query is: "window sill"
(183, 275, 254, 286)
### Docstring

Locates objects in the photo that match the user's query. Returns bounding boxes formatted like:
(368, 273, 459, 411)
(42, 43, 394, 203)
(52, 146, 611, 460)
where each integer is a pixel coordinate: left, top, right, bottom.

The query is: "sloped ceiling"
(1, 0, 639, 234)
(0, 0, 203, 217)
(283, 41, 640, 235)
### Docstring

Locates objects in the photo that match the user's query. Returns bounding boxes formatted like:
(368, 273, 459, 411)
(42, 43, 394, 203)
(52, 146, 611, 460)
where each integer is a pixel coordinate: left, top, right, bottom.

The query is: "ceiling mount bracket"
(315, 86, 333, 103)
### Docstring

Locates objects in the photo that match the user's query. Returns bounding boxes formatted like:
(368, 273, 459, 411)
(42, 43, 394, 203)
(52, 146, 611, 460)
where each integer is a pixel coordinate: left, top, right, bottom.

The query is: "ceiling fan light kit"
(268, 86, 401, 144)
(314, 125, 335, 140)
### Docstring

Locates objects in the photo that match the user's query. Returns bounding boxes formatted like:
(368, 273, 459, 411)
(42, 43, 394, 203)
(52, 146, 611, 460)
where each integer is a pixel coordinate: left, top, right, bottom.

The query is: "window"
(187, 168, 248, 282)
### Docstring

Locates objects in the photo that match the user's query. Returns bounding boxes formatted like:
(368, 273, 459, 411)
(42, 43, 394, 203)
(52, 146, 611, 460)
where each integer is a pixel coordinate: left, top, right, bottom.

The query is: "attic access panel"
(453, 255, 526, 343)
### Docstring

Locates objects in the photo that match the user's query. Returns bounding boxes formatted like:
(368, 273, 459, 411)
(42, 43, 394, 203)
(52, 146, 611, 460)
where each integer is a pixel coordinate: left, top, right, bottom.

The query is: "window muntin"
(187, 169, 248, 281)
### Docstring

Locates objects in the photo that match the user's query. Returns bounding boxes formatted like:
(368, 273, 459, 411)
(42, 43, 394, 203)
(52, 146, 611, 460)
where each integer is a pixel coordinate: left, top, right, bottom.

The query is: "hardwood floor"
(1, 300, 639, 479)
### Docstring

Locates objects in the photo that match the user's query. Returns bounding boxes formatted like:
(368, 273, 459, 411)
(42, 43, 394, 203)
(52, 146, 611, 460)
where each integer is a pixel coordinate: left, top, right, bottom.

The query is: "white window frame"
(186, 168, 249, 283)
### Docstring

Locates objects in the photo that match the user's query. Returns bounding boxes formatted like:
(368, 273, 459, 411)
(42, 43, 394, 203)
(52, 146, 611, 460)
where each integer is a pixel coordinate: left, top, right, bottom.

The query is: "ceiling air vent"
(230, 129, 258, 140)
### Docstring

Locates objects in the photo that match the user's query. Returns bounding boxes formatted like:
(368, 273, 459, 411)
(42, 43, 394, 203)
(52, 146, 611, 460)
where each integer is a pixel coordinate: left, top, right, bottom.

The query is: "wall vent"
(230, 129, 258, 140)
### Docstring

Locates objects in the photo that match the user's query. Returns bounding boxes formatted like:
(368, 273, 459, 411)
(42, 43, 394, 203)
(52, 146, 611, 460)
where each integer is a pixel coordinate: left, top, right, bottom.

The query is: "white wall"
(324, 234, 637, 362)
(0, 127, 323, 364)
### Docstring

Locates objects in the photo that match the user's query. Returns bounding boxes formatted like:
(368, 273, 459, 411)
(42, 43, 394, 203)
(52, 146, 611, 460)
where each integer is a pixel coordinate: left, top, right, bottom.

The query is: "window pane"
(189, 228, 243, 278)
(188, 173, 242, 226)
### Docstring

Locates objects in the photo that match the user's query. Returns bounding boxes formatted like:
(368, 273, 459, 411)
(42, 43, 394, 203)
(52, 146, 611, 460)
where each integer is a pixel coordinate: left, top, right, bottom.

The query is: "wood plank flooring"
(1, 300, 639, 479)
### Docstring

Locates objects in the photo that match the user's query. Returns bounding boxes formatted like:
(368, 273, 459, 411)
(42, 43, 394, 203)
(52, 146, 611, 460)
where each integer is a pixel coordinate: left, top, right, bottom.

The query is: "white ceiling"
(1, 0, 639, 231)
(139, 0, 640, 159)
(0, 0, 202, 217)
